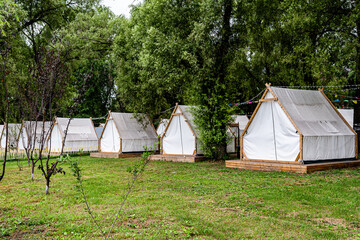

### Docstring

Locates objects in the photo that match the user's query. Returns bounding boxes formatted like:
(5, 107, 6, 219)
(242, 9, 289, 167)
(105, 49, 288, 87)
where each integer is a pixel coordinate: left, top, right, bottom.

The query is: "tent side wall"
(303, 135, 355, 161)
(100, 119, 120, 153)
(63, 140, 99, 153)
(48, 124, 63, 153)
(122, 139, 157, 153)
(18, 126, 28, 151)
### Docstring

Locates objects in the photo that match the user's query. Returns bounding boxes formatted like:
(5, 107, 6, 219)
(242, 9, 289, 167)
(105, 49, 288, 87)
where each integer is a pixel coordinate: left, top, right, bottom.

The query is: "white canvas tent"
(242, 85, 356, 163)
(338, 109, 354, 128)
(48, 117, 98, 153)
(100, 112, 158, 153)
(232, 115, 249, 137)
(161, 105, 201, 155)
(0, 124, 22, 149)
(95, 126, 104, 138)
(156, 119, 169, 137)
(18, 121, 52, 151)
(161, 104, 236, 155)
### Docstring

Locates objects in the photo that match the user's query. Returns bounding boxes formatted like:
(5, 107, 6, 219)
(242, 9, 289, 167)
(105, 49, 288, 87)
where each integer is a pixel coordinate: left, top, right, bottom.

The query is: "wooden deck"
(225, 159, 360, 173)
(90, 152, 143, 159)
(149, 154, 206, 163)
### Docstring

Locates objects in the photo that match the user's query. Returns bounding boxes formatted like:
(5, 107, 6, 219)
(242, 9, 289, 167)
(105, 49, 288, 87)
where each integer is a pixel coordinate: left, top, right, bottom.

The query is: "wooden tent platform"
(225, 159, 360, 173)
(90, 152, 143, 159)
(149, 154, 206, 163)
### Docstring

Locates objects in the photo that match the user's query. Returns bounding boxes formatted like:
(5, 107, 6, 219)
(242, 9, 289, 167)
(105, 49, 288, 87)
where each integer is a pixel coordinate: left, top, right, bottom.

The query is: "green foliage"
(0, 0, 21, 37)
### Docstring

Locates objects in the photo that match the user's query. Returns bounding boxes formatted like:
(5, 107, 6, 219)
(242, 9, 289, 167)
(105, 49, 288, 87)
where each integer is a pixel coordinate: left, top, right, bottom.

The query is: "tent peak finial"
(265, 83, 271, 88)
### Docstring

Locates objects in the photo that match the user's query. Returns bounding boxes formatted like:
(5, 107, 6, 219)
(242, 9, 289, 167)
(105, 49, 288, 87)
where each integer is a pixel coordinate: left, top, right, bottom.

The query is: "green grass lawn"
(1, 156, 360, 239)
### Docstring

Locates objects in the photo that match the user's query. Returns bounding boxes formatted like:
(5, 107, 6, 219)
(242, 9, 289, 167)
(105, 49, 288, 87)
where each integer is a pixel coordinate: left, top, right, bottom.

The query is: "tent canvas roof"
(24, 121, 52, 137)
(156, 119, 169, 135)
(232, 115, 249, 130)
(56, 118, 98, 142)
(337, 109, 354, 127)
(178, 105, 200, 138)
(270, 87, 354, 137)
(111, 112, 157, 140)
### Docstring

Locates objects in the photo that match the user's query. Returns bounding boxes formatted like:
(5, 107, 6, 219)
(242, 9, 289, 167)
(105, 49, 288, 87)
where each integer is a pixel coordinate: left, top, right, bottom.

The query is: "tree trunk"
(31, 163, 35, 180)
(45, 178, 50, 195)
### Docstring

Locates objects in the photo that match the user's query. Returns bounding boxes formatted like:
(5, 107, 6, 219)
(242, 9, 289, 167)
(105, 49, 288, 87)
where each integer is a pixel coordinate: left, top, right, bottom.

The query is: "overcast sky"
(101, 0, 142, 18)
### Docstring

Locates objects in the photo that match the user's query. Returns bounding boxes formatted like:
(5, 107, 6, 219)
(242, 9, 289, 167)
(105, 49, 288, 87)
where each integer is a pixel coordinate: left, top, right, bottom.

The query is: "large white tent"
(338, 109, 354, 128)
(161, 104, 236, 155)
(18, 121, 52, 151)
(47, 117, 98, 154)
(0, 124, 22, 150)
(100, 112, 158, 153)
(242, 85, 356, 163)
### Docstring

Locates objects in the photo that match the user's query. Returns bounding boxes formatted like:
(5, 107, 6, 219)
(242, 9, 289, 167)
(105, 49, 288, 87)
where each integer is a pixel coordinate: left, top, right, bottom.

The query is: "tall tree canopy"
(2, 0, 360, 159)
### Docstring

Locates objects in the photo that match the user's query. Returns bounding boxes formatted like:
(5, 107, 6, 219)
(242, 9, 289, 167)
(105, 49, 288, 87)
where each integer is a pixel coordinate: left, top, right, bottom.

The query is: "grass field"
(1, 156, 360, 239)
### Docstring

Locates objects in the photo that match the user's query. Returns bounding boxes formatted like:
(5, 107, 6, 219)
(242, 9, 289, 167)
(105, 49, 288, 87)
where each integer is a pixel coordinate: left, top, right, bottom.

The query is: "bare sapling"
(69, 143, 158, 239)
(20, 46, 69, 193)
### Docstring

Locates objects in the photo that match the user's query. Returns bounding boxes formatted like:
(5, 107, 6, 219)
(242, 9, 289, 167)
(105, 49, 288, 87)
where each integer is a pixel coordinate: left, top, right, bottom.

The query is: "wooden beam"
(241, 158, 302, 165)
(295, 152, 300, 162)
(260, 98, 277, 102)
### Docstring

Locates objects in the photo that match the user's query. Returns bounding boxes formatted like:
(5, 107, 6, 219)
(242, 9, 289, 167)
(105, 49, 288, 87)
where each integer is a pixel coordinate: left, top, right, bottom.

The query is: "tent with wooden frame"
(158, 104, 236, 158)
(156, 119, 169, 137)
(47, 117, 98, 154)
(240, 84, 357, 164)
(160, 104, 202, 157)
(232, 115, 249, 137)
(98, 111, 158, 154)
(338, 109, 354, 128)
(0, 123, 22, 150)
(18, 121, 52, 151)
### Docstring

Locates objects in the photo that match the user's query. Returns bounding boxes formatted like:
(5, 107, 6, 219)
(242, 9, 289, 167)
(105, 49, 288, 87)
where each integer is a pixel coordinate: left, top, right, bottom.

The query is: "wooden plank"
(295, 152, 300, 162)
(90, 152, 144, 159)
(149, 154, 206, 163)
(225, 159, 360, 174)
(260, 98, 277, 102)
(241, 158, 302, 165)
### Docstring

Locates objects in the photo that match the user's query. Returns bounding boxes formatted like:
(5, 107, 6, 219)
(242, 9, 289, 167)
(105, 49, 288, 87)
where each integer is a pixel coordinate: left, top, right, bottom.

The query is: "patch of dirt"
(122, 217, 151, 230)
(286, 211, 300, 217)
(314, 217, 347, 229)
(9, 228, 46, 239)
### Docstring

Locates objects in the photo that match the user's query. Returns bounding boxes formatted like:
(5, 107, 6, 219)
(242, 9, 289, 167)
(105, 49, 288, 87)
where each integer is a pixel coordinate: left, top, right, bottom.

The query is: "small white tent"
(48, 117, 98, 154)
(242, 85, 356, 162)
(338, 109, 354, 128)
(232, 115, 249, 137)
(161, 105, 201, 155)
(100, 112, 158, 153)
(0, 124, 22, 149)
(156, 119, 169, 137)
(95, 126, 104, 138)
(18, 121, 52, 151)
(161, 104, 236, 155)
